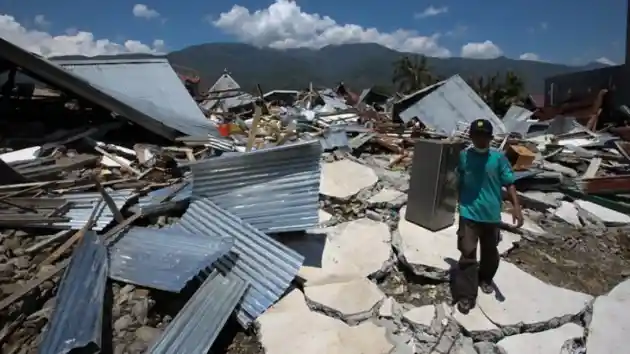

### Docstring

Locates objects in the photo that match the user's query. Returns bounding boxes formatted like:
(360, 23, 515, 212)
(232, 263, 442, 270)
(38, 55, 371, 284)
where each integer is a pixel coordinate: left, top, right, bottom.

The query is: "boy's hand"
(511, 207, 524, 228)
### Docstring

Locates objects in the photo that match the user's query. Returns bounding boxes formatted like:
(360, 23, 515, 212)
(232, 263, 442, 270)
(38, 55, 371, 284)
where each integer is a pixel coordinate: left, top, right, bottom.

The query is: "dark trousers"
(452, 217, 500, 302)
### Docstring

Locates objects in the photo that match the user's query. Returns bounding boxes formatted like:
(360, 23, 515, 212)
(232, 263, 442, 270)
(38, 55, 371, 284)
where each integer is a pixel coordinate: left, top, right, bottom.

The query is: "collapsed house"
(0, 33, 629, 354)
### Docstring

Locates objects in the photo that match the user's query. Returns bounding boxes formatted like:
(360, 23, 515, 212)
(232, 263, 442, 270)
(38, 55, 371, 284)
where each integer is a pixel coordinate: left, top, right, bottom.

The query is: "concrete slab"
(497, 323, 584, 354)
(397, 207, 520, 277)
(258, 289, 393, 354)
(586, 278, 630, 354)
(477, 261, 592, 327)
(320, 160, 378, 200)
(321, 219, 392, 277)
(402, 305, 435, 327)
(607, 277, 630, 301)
(304, 277, 385, 323)
(575, 200, 630, 226)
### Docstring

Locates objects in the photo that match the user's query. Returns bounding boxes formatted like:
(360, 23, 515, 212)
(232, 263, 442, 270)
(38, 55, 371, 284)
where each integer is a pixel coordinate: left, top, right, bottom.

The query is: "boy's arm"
(499, 154, 523, 227)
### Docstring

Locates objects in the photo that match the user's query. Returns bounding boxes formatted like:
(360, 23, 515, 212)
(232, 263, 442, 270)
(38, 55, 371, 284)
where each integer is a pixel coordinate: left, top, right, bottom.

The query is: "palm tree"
(467, 71, 526, 115)
(392, 55, 436, 94)
(500, 71, 525, 109)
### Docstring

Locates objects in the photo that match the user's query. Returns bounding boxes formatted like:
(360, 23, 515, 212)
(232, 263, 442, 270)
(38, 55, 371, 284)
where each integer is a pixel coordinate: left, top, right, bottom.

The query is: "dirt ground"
(505, 224, 630, 296)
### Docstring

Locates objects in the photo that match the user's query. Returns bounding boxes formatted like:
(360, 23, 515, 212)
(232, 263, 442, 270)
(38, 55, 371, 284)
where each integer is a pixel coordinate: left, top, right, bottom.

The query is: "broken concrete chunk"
(477, 261, 592, 328)
(553, 201, 582, 227)
(322, 218, 392, 278)
(367, 188, 407, 208)
(402, 305, 435, 327)
(574, 200, 630, 226)
(378, 297, 395, 318)
(320, 160, 378, 199)
(497, 323, 583, 354)
(258, 288, 393, 354)
(304, 277, 385, 323)
(319, 209, 334, 223)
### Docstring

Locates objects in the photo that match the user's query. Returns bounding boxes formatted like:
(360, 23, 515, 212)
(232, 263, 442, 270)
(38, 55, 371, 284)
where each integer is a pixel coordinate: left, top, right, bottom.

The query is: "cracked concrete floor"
(227, 161, 630, 354)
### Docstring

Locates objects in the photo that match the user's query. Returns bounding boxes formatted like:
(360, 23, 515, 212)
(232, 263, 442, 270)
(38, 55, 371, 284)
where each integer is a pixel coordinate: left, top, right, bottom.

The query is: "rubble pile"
(0, 37, 629, 354)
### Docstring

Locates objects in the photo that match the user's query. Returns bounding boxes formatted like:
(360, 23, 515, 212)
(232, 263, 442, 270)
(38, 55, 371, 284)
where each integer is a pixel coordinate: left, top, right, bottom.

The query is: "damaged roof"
(51, 57, 219, 138)
(0, 38, 218, 140)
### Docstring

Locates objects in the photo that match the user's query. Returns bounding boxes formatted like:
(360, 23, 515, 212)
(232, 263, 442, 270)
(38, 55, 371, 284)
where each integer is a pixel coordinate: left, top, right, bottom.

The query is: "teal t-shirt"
(458, 147, 515, 223)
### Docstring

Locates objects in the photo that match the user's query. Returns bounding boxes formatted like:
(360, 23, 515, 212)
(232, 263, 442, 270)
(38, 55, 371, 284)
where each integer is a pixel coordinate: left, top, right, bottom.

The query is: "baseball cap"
(469, 119, 493, 136)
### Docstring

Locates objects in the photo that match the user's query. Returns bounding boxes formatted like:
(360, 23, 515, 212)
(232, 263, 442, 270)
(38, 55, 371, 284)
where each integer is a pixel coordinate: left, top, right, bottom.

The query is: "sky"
(0, 0, 626, 65)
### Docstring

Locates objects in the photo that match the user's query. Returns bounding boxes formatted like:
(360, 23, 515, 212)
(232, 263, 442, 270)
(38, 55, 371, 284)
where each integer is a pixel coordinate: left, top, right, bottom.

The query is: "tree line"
(392, 55, 526, 116)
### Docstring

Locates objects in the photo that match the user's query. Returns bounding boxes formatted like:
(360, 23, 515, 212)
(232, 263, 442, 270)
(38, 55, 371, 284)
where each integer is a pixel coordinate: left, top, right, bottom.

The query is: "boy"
(455, 119, 523, 314)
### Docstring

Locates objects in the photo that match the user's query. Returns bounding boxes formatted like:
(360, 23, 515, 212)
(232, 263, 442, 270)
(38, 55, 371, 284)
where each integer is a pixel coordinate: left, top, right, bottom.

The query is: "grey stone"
(114, 314, 134, 333)
(135, 326, 162, 343)
(131, 298, 150, 324)
(0, 262, 15, 277)
(13, 256, 31, 269)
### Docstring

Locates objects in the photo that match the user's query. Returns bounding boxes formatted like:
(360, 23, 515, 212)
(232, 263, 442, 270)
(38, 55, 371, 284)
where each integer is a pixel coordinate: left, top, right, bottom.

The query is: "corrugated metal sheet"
(52, 58, 219, 138)
(185, 141, 322, 233)
(169, 199, 304, 326)
(39, 231, 108, 354)
(319, 126, 350, 151)
(502, 105, 534, 136)
(202, 92, 255, 111)
(147, 270, 247, 353)
(318, 89, 351, 110)
(399, 74, 506, 135)
(58, 189, 134, 230)
(133, 182, 192, 215)
(108, 227, 233, 292)
(0, 38, 205, 141)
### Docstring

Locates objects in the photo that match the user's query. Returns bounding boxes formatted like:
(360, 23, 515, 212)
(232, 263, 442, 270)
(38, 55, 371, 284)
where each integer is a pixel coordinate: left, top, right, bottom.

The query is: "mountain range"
(52, 43, 609, 95)
(166, 43, 609, 94)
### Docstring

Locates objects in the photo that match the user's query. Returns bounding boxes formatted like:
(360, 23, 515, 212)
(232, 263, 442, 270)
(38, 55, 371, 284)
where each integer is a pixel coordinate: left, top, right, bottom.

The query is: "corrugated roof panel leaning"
(108, 227, 233, 292)
(185, 140, 323, 233)
(147, 270, 248, 354)
(38, 231, 108, 354)
(170, 198, 305, 326)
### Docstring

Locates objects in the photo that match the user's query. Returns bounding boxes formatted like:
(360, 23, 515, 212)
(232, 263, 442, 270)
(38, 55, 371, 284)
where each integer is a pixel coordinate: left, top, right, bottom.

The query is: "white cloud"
(34, 14, 50, 28)
(132, 4, 161, 19)
(0, 13, 165, 57)
(461, 40, 503, 59)
(519, 52, 540, 61)
(414, 6, 448, 19)
(211, 0, 451, 57)
(595, 57, 616, 65)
